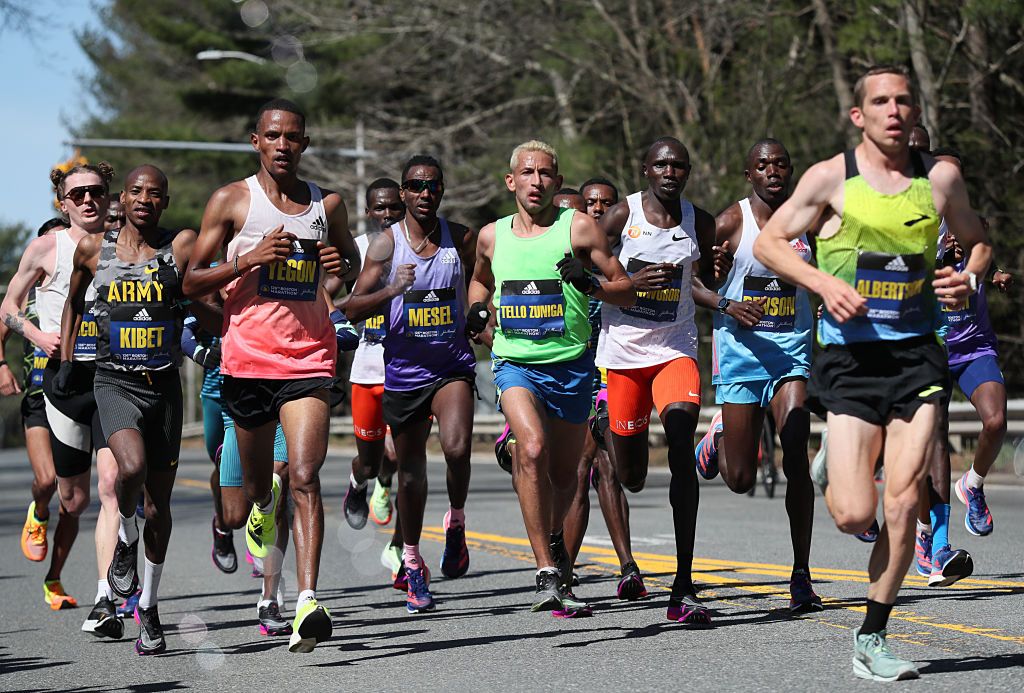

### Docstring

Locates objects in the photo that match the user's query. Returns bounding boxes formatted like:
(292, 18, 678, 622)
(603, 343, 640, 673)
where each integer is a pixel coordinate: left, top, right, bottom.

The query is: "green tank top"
(491, 207, 590, 364)
(817, 149, 940, 345)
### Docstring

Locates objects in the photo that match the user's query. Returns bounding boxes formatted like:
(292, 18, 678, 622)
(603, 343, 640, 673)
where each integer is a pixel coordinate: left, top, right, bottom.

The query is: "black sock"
(549, 529, 563, 544)
(860, 599, 894, 635)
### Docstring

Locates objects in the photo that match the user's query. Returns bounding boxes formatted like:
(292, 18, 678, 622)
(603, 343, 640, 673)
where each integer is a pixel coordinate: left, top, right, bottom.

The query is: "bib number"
(941, 294, 974, 328)
(620, 258, 682, 323)
(110, 305, 175, 368)
(854, 252, 926, 323)
(742, 276, 797, 332)
(402, 287, 457, 340)
(30, 347, 47, 387)
(499, 279, 565, 339)
(74, 310, 98, 358)
(258, 239, 320, 302)
(363, 312, 387, 343)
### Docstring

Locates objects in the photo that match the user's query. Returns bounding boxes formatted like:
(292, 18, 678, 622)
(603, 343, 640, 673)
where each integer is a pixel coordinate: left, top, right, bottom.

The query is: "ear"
(161, 193, 170, 211)
(301, 135, 310, 152)
(250, 131, 259, 150)
(555, 174, 563, 190)
(504, 172, 515, 193)
(849, 106, 864, 129)
(120, 190, 127, 207)
(744, 169, 752, 183)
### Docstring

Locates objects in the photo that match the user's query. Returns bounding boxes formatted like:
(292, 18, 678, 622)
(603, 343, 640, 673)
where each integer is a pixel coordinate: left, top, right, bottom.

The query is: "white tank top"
(35, 230, 98, 361)
(596, 191, 700, 369)
(349, 232, 385, 384)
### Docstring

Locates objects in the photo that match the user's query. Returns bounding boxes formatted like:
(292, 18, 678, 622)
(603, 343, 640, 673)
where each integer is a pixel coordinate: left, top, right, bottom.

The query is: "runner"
(62, 165, 220, 655)
(596, 137, 725, 624)
(184, 98, 358, 652)
(105, 197, 124, 234)
(466, 140, 634, 614)
(694, 138, 822, 613)
(754, 65, 991, 681)
(0, 164, 124, 637)
(553, 187, 585, 212)
(345, 156, 476, 613)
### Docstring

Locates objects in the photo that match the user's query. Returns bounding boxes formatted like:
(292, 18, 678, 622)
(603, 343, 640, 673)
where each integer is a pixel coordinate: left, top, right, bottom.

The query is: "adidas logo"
(133, 308, 151, 321)
(291, 240, 304, 253)
(522, 282, 540, 295)
(764, 279, 782, 292)
(309, 216, 327, 234)
(884, 256, 909, 272)
(423, 291, 439, 302)
(441, 250, 458, 264)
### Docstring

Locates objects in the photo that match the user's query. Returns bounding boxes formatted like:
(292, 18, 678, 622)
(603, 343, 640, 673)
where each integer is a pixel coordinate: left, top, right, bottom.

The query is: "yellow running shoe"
(369, 481, 393, 526)
(245, 473, 281, 560)
(43, 580, 78, 610)
(21, 502, 48, 562)
(288, 598, 332, 653)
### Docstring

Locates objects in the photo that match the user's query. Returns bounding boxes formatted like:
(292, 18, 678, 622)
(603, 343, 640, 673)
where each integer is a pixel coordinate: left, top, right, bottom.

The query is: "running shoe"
(43, 580, 78, 610)
(405, 563, 435, 613)
(343, 479, 369, 530)
(108, 536, 140, 598)
(928, 545, 974, 587)
(245, 548, 264, 578)
(258, 600, 292, 636)
(369, 481, 393, 526)
(914, 528, 932, 577)
(531, 568, 562, 612)
(440, 511, 470, 579)
(810, 428, 828, 495)
(616, 561, 648, 601)
(854, 519, 880, 543)
(245, 473, 280, 559)
(788, 569, 824, 614)
(553, 587, 593, 618)
(134, 605, 166, 655)
(495, 423, 515, 475)
(289, 598, 332, 653)
(852, 628, 919, 682)
(117, 590, 141, 618)
(549, 532, 572, 589)
(666, 595, 712, 625)
(21, 502, 48, 562)
(380, 543, 402, 577)
(955, 473, 993, 536)
(211, 516, 238, 574)
(694, 410, 723, 480)
(393, 564, 409, 592)
(81, 597, 123, 639)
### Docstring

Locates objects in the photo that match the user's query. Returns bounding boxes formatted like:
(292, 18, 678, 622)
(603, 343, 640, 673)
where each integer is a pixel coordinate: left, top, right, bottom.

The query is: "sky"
(0, 1, 101, 230)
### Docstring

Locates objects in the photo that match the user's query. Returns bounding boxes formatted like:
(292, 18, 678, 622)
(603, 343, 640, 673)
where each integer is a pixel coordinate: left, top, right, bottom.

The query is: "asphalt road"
(1, 445, 1022, 692)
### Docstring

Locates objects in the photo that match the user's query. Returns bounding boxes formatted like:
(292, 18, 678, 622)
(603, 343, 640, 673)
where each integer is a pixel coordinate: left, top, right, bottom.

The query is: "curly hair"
(50, 161, 115, 198)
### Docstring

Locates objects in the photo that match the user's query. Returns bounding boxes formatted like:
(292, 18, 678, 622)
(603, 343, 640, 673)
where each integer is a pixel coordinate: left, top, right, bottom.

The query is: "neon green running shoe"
(369, 481, 393, 526)
(288, 598, 332, 653)
(245, 473, 281, 560)
(852, 628, 920, 682)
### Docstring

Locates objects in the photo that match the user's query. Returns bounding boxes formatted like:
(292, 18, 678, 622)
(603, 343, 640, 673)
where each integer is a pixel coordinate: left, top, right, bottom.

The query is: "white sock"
(118, 512, 139, 544)
(96, 579, 114, 603)
(350, 472, 367, 491)
(297, 589, 315, 606)
(916, 519, 932, 535)
(257, 597, 272, 609)
(137, 558, 163, 609)
(966, 466, 985, 489)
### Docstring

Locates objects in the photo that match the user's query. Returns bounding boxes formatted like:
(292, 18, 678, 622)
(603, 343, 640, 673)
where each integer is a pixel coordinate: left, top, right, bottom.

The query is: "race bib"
(258, 239, 320, 302)
(499, 279, 565, 339)
(854, 252, 926, 323)
(363, 312, 387, 343)
(30, 347, 47, 387)
(402, 288, 457, 340)
(110, 305, 175, 368)
(74, 310, 98, 358)
(941, 294, 974, 328)
(742, 276, 798, 332)
(620, 258, 682, 322)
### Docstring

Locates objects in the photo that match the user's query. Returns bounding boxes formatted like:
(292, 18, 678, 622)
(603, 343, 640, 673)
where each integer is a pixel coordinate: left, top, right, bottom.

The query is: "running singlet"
(490, 207, 590, 365)
(92, 228, 183, 372)
(349, 232, 385, 386)
(382, 219, 475, 391)
(943, 251, 998, 365)
(713, 198, 812, 384)
(221, 176, 334, 379)
(34, 228, 98, 361)
(22, 291, 46, 394)
(596, 191, 700, 369)
(817, 149, 941, 345)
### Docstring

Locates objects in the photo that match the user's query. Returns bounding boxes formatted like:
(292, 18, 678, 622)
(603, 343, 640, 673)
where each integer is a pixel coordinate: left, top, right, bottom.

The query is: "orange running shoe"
(43, 580, 78, 610)
(21, 502, 48, 562)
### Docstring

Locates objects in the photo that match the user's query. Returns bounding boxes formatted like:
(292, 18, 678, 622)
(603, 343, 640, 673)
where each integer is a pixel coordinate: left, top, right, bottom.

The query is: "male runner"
(0, 164, 122, 636)
(467, 140, 634, 614)
(552, 187, 585, 212)
(755, 66, 991, 681)
(105, 197, 124, 234)
(184, 98, 357, 652)
(694, 138, 821, 613)
(346, 156, 476, 613)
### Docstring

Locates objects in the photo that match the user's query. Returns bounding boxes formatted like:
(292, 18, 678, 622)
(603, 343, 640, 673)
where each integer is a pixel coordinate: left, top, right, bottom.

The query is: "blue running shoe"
(405, 563, 435, 613)
(116, 589, 141, 618)
(855, 519, 880, 543)
(789, 568, 823, 614)
(694, 410, 723, 480)
(955, 473, 993, 537)
(929, 545, 973, 587)
(440, 511, 470, 579)
(914, 528, 932, 577)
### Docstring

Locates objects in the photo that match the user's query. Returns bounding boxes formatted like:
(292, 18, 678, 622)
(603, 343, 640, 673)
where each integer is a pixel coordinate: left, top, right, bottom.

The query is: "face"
(642, 143, 690, 199)
(505, 151, 562, 214)
(581, 184, 617, 219)
(552, 193, 585, 212)
(121, 169, 169, 229)
(850, 73, 919, 150)
(365, 187, 405, 230)
(400, 165, 444, 222)
(252, 110, 309, 177)
(745, 144, 793, 206)
(59, 171, 109, 231)
(908, 126, 930, 152)
(105, 198, 124, 233)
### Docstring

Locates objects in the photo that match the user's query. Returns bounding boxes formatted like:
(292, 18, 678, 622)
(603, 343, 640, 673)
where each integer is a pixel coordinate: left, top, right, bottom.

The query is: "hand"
(243, 226, 295, 269)
(156, 256, 182, 301)
(330, 310, 360, 352)
(726, 298, 766, 328)
(817, 274, 868, 323)
(52, 361, 74, 398)
(35, 331, 61, 359)
(712, 240, 733, 283)
(466, 301, 490, 337)
(556, 252, 594, 294)
(192, 344, 220, 369)
(0, 363, 21, 397)
(933, 265, 973, 307)
(992, 270, 1014, 293)
(318, 241, 344, 277)
(389, 263, 416, 295)
(631, 263, 674, 292)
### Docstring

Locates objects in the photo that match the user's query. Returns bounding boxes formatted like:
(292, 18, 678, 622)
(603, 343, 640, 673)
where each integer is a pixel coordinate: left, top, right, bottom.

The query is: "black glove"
(466, 301, 490, 335)
(556, 252, 596, 294)
(192, 344, 221, 369)
(156, 256, 182, 301)
(52, 361, 74, 398)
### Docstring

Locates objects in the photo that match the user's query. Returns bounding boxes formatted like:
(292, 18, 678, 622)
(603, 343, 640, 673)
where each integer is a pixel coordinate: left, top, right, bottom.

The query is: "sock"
(118, 512, 139, 544)
(350, 472, 367, 491)
(256, 485, 276, 514)
(930, 502, 951, 552)
(403, 544, 422, 570)
(257, 597, 272, 609)
(860, 599, 894, 636)
(916, 519, 932, 535)
(214, 524, 230, 537)
(297, 589, 315, 607)
(137, 559, 163, 609)
(966, 466, 985, 489)
(445, 507, 465, 529)
(95, 579, 114, 603)
(377, 475, 391, 489)
(549, 529, 564, 545)
(34, 505, 49, 523)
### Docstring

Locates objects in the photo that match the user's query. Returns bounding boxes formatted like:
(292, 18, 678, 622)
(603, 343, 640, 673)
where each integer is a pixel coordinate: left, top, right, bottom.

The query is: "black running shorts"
(222, 375, 339, 430)
(42, 361, 108, 478)
(807, 335, 949, 426)
(93, 368, 183, 471)
(383, 374, 475, 431)
(21, 391, 48, 430)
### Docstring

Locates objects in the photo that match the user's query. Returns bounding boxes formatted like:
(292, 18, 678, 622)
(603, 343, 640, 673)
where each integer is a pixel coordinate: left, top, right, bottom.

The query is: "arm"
(0, 317, 21, 396)
(711, 203, 744, 287)
(323, 192, 360, 283)
(931, 161, 992, 305)
(0, 236, 59, 358)
(451, 223, 478, 290)
(692, 207, 763, 326)
(466, 224, 496, 340)
(343, 229, 412, 323)
(572, 213, 635, 307)
(60, 235, 100, 363)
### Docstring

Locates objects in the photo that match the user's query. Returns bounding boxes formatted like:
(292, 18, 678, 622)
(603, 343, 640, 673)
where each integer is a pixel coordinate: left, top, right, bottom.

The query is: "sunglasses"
(64, 185, 108, 205)
(402, 179, 442, 194)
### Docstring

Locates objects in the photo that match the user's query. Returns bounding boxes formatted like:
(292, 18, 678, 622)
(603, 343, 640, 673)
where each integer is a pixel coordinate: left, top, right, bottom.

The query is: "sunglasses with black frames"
(63, 185, 108, 205)
(401, 179, 442, 194)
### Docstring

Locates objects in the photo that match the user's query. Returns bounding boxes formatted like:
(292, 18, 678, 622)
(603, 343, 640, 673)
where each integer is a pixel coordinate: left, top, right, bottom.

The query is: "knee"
(517, 436, 547, 465)
(97, 469, 118, 503)
(143, 499, 169, 525)
(833, 507, 876, 535)
(982, 411, 1007, 438)
(59, 485, 89, 517)
(443, 439, 471, 467)
(289, 466, 321, 496)
(222, 503, 248, 530)
(118, 457, 147, 487)
(621, 471, 646, 493)
(723, 465, 756, 494)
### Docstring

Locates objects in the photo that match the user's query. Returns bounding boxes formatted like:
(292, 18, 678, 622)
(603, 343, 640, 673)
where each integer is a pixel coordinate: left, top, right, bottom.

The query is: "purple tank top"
(383, 218, 476, 390)
(945, 256, 998, 365)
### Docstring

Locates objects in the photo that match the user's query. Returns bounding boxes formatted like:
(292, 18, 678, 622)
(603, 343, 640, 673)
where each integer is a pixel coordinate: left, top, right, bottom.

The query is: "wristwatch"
(717, 297, 731, 314)
(965, 270, 978, 292)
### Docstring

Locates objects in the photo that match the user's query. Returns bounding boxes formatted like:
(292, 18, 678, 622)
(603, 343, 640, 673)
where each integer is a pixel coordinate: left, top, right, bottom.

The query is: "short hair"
(254, 98, 306, 131)
(365, 177, 400, 205)
(579, 177, 619, 202)
(50, 161, 115, 198)
(554, 187, 580, 197)
(37, 217, 68, 237)
(643, 136, 688, 164)
(853, 65, 915, 108)
(510, 140, 558, 172)
(746, 138, 788, 164)
(401, 155, 443, 183)
(125, 164, 168, 192)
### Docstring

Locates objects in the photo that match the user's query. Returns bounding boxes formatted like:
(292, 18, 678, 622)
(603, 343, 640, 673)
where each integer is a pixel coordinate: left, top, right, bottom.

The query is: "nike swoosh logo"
(672, 234, 686, 241)
(918, 385, 943, 398)
(903, 214, 930, 227)
(688, 391, 700, 398)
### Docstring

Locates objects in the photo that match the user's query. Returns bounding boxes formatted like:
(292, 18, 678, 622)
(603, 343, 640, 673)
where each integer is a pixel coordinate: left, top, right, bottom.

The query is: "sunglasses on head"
(64, 185, 107, 205)
(402, 179, 442, 194)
